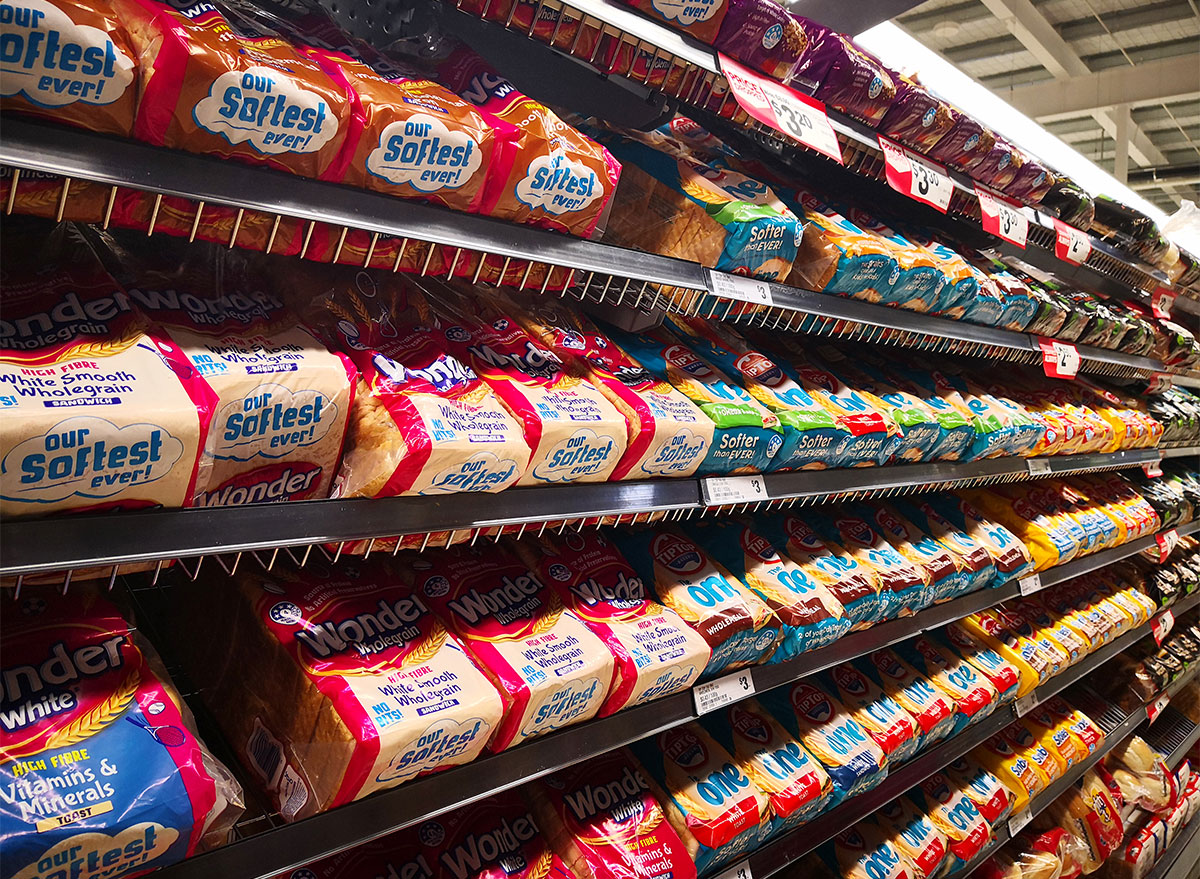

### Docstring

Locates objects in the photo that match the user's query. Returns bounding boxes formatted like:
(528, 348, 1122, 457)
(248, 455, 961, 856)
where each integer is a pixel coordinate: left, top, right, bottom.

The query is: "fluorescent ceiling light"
(855, 21, 1169, 225)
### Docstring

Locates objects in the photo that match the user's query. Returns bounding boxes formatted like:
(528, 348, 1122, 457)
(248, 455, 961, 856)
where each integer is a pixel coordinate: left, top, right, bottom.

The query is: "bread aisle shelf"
(132, 566, 1200, 879)
(2, 119, 1195, 386)
(1142, 815, 1200, 879)
(0, 448, 1175, 580)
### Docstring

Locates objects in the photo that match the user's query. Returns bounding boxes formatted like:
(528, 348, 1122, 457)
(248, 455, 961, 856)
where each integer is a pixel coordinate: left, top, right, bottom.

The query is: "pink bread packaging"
(419, 792, 579, 879)
(1, 588, 244, 879)
(407, 544, 614, 752)
(429, 281, 628, 487)
(178, 557, 504, 821)
(0, 257, 217, 519)
(529, 749, 698, 879)
(512, 531, 711, 716)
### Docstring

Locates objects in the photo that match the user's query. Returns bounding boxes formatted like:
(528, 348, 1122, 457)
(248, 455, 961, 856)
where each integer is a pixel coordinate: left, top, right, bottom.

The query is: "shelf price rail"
(426, 0, 1195, 307)
(0, 119, 1187, 384)
(140, 561, 1200, 879)
(0, 447, 1174, 583)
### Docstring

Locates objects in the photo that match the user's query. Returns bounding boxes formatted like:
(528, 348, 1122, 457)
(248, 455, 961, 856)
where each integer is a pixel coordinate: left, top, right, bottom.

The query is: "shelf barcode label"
(978, 188, 1029, 247)
(1018, 574, 1043, 596)
(1147, 693, 1170, 724)
(1152, 609, 1175, 645)
(712, 861, 752, 879)
(1015, 692, 1039, 717)
(708, 271, 773, 306)
(1053, 219, 1091, 265)
(1027, 458, 1052, 477)
(694, 671, 755, 714)
(702, 476, 769, 506)
(1008, 804, 1034, 836)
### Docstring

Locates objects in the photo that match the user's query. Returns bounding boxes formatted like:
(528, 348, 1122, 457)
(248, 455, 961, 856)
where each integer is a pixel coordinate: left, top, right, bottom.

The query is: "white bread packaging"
(408, 543, 614, 751)
(180, 557, 503, 820)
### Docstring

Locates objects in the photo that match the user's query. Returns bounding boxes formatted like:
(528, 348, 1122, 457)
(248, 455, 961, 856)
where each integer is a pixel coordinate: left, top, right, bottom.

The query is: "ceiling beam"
(1004, 55, 1200, 121)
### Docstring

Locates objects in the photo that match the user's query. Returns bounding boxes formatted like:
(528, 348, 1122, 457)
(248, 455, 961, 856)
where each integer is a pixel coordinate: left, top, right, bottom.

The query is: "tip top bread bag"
(173, 557, 503, 820)
(1, 588, 244, 879)
(510, 531, 710, 716)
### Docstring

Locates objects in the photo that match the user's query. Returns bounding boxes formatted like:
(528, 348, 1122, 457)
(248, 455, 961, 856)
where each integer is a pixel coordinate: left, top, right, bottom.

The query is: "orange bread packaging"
(530, 750, 698, 879)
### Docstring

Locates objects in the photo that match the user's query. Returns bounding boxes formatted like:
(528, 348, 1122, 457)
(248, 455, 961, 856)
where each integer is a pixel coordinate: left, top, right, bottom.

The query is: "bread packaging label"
(940, 624, 1023, 701)
(420, 793, 578, 879)
(605, 326, 783, 475)
(239, 561, 503, 816)
(532, 752, 697, 879)
(942, 758, 1013, 825)
(610, 527, 781, 674)
(825, 663, 920, 763)
(689, 520, 850, 662)
(629, 724, 767, 872)
(888, 497, 997, 593)
(856, 502, 960, 605)
(112, 0, 353, 179)
(0, 0, 138, 136)
(503, 298, 712, 480)
(1004, 723, 1065, 783)
(826, 824, 915, 879)
(432, 288, 627, 486)
(858, 651, 956, 745)
(901, 637, 999, 732)
(704, 701, 832, 840)
(515, 532, 709, 716)
(810, 510, 927, 618)
(913, 773, 990, 864)
(769, 681, 886, 800)
(0, 268, 216, 517)
(1, 591, 241, 879)
(1041, 697, 1104, 755)
(973, 733, 1048, 810)
(877, 799, 949, 879)
(1022, 707, 1086, 771)
(412, 546, 613, 751)
(761, 514, 883, 628)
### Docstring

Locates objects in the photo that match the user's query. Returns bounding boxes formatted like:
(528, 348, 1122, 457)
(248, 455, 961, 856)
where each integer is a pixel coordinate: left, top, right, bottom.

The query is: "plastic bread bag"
(856, 360, 976, 463)
(895, 635, 1000, 735)
(960, 608, 1053, 689)
(806, 506, 930, 619)
(405, 543, 614, 752)
(851, 501, 965, 607)
(528, 749, 698, 879)
(821, 662, 922, 765)
(1003, 722, 1067, 787)
(942, 756, 1015, 826)
(668, 318, 853, 470)
(814, 820, 920, 879)
(888, 497, 999, 594)
(875, 797, 950, 879)
(958, 487, 1081, 572)
(760, 681, 888, 804)
(0, 0, 138, 137)
(1033, 773, 1122, 874)
(906, 235, 980, 318)
(0, 253, 218, 520)
(1018, 705, 1089, 772)
(856, 650, 957, 747)
(1107, 736, 1177, 813)
(429, 280, 628, 486)
(786, 189, 901, 302)
(808, 34, 896, 125)
(927, 110, 996, 172)
(986, 605, 1072, 678)
(496, 295, 712, 480)
(593, 127, 801, 281)
(972, 731, 1051, 812)
(1004, 597, 1090, 666)
(510, 531, 710, 716)
(299, 270, 530, 506)
(701, 700, 834, 841)
(628, 724, 768, 872)
(609, 526, 782, 675)
(843, 209, 948, 313)
(755, 513, 885, 630)
(907, 773, 991, 871)
(685, 518, 851, 662)
(937, 623, 1024, 703)
(877, 75, 955, 155)
(1107, 819, 1168, 879)
(1015, 827, 1084, 879)
(603, 323, 784, 475)
(1, 588, 244, 877)
(712, 0, 826, 84)
(883, 364, 1010, 461)
(809, 345, 946, 463)
(619, 0, 727, 43)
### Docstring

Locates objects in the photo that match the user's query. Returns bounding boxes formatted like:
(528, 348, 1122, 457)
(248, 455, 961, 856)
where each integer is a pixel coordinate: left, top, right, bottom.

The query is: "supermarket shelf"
(1162, 445, 1200, 460)
(0, 448, 1170, 579)
(138, 534, 1188, 879)
(428, 0, 1178, 304)
(1144, 815, 1200, 879)
(0, 120, 1185, 382)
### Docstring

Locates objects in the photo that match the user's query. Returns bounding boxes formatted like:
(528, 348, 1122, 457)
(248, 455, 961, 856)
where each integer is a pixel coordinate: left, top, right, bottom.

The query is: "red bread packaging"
(530, 750, 699, 879)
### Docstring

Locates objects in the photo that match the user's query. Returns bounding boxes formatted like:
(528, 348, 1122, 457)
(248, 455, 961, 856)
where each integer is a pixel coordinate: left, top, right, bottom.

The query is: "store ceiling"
(894, 0, 1200, 215)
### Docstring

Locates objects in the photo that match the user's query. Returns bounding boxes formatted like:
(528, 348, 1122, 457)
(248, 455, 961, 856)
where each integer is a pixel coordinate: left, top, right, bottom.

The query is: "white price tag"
(1009, 804, 1034, 836)
(978, 188, 1029, 247)
(1152, 609, 1175, 645)
(708, 271, 773, 306)
(1016, 692, 1040, 717)
(1147, 693, 1170, 724)
(1018, 574, 1043, 596)
(879, 137, 953, 212)
(702, 475, 769, 506)
(1027, 458, 1052, 477)
(713, 861, 752, 879)
(694, 671, 755, 714)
